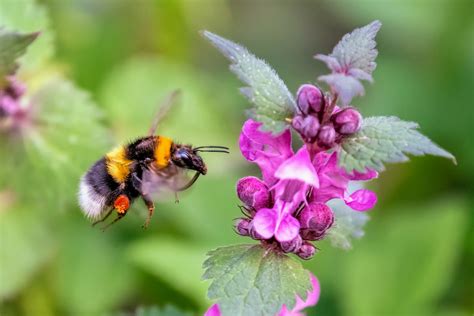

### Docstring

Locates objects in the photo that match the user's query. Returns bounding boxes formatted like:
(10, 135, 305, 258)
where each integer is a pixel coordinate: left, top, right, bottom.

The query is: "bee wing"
(140, 165, 191, 200)
(148, 90, 181, 136)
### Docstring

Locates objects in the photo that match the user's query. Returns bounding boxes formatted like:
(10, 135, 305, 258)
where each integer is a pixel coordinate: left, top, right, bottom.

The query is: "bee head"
(171, 145, 207, 175)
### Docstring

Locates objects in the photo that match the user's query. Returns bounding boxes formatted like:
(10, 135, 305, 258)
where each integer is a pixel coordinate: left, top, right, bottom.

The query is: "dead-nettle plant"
(201, 21, 455, 316)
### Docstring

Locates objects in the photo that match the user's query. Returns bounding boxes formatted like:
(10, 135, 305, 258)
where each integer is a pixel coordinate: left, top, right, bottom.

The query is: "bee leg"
(174, 192, 179, 204)
(92, 208, 113, 227)
(131, 172, 142, 192)
(142, 195, 155, 229)
(175, 172, 201, 191)
(100, 212, 126, 232)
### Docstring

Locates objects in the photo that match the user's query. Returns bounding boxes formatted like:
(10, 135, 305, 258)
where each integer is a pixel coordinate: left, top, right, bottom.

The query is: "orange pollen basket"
(114, 195, 130, 214)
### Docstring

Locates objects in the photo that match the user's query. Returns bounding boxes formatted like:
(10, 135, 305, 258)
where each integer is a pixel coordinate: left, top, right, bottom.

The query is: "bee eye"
(178, 149, 189, 159)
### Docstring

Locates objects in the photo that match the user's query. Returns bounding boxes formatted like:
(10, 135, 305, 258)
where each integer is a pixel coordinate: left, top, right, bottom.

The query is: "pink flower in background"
(205, 274, 320, 316)
(0, 76, 31, 133)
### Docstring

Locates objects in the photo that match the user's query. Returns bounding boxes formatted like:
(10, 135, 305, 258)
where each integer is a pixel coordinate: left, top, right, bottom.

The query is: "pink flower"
(205, 274, 320, 316)
(0, 76, 31, 133)
(311, 152, 377, 211)
(252, 147, 319, 242)
(235, 119, 378, 259)
(239, 119, 293, 185)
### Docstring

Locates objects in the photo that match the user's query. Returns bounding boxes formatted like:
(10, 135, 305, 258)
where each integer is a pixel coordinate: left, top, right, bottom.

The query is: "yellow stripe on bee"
(105, 146, 133, 183)
(154, 136, 172, 169)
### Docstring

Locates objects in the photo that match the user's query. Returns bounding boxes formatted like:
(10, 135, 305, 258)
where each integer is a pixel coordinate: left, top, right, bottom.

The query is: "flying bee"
(78, 91, 229, 230)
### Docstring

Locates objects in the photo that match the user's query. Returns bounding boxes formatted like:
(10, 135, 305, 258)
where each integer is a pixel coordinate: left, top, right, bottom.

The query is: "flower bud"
(235, 218, 251, 236)
(248, 220, 265, 240)
(298, 203, 334, 240)
(236, 176, 271, 210)
(297, 242, 316, 260)
(292, 115, 320, 142)
(280, 234, 303, 253)
(296, 84, 324, 115)
(332, 107, 362, 135)
(5, 76, 26, 99)
(317, 123, 336, 147)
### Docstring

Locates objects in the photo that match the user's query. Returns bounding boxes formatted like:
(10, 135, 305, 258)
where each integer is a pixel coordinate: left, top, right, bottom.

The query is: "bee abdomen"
(78, 158, 118, 220)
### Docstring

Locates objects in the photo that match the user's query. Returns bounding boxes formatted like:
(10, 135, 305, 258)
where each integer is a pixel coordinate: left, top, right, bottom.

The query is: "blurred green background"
(0, 0, 473, 315)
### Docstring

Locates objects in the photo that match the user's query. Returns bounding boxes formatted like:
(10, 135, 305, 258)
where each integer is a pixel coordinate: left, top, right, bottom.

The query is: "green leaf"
(331, 20, 381, 75)
(201, 31, 296, 134)
(0, 202, 55, 300)
(339, 116, 456, 172)
(135, 306, 192, 316)
(0, 76, 110, 207)
(338, 198, 469, 315)
(52, 220, 134, 315)
(203, 244, 311, 316)
(0, 0, 54, 73)
(127, 237, 208, 307)
(0, 29, 38, 79)
(315, 21, 381, 105)
(109, 305, 192, 316)
(327, 197, 369, 250)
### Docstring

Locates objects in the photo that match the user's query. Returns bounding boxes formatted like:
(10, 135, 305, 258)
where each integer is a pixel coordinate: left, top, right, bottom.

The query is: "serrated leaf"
(0, 0, 54, 73)
(203, 244, 311, 316)
(327, 191, 370, 250)
(339, 116, 456, 172)
(316, 21, 381, 105)
(333, 20, 381, 74)
(202, 31, 295, 134)
(325, 20, 381, 75)
(0, 29, 38, 79)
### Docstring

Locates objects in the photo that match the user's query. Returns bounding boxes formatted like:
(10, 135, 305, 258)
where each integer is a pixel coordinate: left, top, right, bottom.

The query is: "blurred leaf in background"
(1, 0, 472, 315)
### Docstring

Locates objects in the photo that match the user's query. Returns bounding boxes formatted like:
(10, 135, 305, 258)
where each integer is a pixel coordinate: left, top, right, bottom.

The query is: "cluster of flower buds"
(292, 84, 362, 148)
(234, 176, 334, 260)
(0, 76, 29, 132)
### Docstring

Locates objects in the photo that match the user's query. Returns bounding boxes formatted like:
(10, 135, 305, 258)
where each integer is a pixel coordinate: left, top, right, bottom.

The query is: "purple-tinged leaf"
(315, 20, 382, 105)
(318, 73, 364, 105)
(330, 20, 381, 74)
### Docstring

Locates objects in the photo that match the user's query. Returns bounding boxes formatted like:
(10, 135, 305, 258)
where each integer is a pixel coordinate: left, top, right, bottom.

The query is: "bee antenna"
(194, 145, 229, 150)
(194, 149, 229, 154)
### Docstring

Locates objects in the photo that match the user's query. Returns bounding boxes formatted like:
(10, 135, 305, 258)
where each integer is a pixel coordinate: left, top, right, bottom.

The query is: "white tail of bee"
(78, 176, 107, 220)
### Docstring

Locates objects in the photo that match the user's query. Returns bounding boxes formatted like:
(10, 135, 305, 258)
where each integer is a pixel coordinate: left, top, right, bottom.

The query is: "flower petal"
(275, 147, 319, 188)
(278, 273, 320, 316)
(347, 169, 379, 181)
(344, 189, 377, 211)
(293, 274, 321, 311)
(252, 208, 277, 239)
(239, 119, 293, 185)
(275, 214, 300, 242)
(204, 304, 221, 316)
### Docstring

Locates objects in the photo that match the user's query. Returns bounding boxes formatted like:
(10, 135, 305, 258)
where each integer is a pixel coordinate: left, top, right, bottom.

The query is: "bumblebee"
(78, 91, 228, 230)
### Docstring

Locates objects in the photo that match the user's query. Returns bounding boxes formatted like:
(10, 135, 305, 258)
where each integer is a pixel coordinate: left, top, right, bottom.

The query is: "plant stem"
(321, 93, 338, 125)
